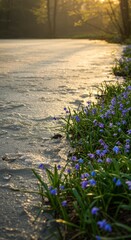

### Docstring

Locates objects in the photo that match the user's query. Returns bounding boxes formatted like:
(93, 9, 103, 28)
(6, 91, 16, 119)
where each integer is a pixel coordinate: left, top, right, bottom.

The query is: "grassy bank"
(33, 45, 131, 240)
(71, 34, 131, 44)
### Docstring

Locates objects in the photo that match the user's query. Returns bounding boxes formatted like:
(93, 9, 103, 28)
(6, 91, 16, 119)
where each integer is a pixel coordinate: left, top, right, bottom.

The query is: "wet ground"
(0, 39, 123, 239)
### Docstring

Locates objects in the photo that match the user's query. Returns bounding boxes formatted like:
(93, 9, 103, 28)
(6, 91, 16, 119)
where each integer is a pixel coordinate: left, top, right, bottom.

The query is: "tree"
(119, 0, 131, 39)
(33, 0, 58, 38)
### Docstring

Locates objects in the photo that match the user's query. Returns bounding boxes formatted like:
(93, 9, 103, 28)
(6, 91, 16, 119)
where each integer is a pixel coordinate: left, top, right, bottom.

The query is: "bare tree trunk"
(119, 0, 131, 39)
(6, 0, 11, 31)
(52, 0, 57, 37)
(107, 0, 123, 36)
(47, 0, 52, 37)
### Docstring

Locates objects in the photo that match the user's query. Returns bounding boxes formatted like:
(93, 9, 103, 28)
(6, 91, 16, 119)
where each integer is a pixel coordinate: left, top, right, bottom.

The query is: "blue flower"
(113, 177, 117, 183)
(113, 178, 122, 186)
(57, 165, 61, 170)
(60, 185, 65, 190)
(91, 171, 96, 177)
(116, 179, 122, 186)
(75, 115, 80, 122)
(96, 149, 101, 155)
(113, 146, 120, 154)
(78, 158, 84, 164)
(122, 120, 127, 125)
(96, 236, 101, 240)
(61, 200, 67, 207)
(50, 188, 57, 195)
(91, 207, 99, 215)
(97, 219, 112, 232)
(97, 219, 107, 229)
(39, 163, 45, 170)
(88, 179, 96, 186)
(104, 223, 112, 232)
(99, 129, 104, 132)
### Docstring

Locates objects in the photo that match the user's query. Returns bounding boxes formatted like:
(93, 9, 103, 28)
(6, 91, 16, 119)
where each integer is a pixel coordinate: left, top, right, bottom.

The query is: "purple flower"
(87, 101, 91, 106)
(92, 108, 97, 115)
(113, 146, 120, 154)
(96, 149, 101, 155)
(99, 139, 105, 146)
(66, 168, 71, 174)
(101, 149, 108, 156)
(118, 128, 121, 132)
(88, 153, 95, 159)
(75, 115, 80, 122)
(84, 173, 90, 178)
(72, 156, 77, 161)
(81, 173, 90, 179)
(106, 158, 112, 163)
(57, 165, 61, 170)
(113, 133, 117, 137)
(97, 158, 103, 163)
(126, 180, 131, 190)
(125, 144, 130, 150)
(61, 200, 67, 207)
(75, 163, 80, 170)
(97, 219, 107, 229)
(99, 123, 104, 128)
(81, 180, 88, 189)
(39, 163, 45, 170)
(127, 129, 131, 135)
(116, 141, 121, 145)
(93, 119, 98, 126)
(109, 123, 113, 128)
(122, 120, 127, 125)
(53, 117, 57, 120)
(91, 207, 99, 215)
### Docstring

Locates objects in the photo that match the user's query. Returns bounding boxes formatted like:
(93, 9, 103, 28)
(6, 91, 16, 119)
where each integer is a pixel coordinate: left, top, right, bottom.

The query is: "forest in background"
(0, 0, 130, 41)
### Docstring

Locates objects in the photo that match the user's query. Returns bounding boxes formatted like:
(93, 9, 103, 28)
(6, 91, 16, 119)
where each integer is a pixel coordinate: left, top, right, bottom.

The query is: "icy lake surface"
(0, 39, 122, 239)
